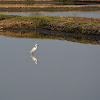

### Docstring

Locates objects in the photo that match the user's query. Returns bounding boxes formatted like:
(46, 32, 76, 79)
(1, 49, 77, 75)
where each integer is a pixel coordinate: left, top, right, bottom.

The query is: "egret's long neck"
(35, 45, 37, 49)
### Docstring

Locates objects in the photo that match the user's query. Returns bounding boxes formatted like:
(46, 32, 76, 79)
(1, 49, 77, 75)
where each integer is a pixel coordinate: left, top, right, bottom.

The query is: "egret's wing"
(32, 47, 35, 51)
(32, 47, 36, 52)
(30, 50, 32, 53)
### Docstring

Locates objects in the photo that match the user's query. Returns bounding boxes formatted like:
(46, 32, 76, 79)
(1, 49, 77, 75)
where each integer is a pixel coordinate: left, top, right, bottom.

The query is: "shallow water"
(0, 11, 100, 18)
(0, 4, 23, 7)
(0, 35, 100, 100)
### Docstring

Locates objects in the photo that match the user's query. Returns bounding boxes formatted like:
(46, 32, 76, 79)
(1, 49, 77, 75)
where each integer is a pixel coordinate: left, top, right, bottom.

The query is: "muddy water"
(0, 32, 100, 100)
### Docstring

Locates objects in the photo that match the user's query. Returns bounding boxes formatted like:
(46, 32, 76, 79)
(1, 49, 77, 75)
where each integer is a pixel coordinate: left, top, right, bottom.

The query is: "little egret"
(30, 44, 38, 54)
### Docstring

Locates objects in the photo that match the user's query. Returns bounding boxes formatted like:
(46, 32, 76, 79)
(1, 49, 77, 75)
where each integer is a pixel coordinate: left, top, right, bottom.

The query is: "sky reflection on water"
(0, 11, 100, 18)
(0, 35, 100, 100)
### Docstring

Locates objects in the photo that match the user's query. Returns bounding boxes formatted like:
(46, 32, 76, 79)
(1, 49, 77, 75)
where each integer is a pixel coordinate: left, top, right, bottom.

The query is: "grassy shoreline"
(0, 14, 100, 37)
(0, 5, 100, 12)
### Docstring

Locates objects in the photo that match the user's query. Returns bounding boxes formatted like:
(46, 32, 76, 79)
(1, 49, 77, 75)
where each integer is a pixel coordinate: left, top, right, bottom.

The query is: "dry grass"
(0, 5, 100, 8)
(0, 14, 100, 36)
(0, 5, 100, 12)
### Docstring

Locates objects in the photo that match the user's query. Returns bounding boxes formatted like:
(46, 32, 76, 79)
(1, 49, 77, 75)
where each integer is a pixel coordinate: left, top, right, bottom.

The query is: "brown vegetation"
(0, 15, 100, 37)
(0, 5, 100, 12)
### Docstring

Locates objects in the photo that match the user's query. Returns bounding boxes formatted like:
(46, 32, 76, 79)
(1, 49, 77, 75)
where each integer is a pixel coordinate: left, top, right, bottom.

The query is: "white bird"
(30, 44, 38, 54)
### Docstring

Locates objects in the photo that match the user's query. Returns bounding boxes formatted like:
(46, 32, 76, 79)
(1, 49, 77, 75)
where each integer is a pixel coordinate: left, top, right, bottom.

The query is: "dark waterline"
(0, 1, 99, 5)
(1, 29, 100, 39)
(0, 29, 100, 45)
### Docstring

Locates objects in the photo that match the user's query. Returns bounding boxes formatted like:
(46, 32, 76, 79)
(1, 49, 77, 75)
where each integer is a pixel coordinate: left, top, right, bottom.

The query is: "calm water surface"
(0, 35, 100, 100)
(0, 11, 100, 18)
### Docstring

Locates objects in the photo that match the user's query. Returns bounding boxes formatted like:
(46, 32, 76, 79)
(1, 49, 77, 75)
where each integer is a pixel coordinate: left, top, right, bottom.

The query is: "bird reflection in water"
(30, 54, 38, 64)
(30, 44, 38, 64)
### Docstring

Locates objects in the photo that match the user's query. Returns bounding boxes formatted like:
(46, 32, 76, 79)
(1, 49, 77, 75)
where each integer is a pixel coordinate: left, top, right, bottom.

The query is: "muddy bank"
(0, 14, 100, 37)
